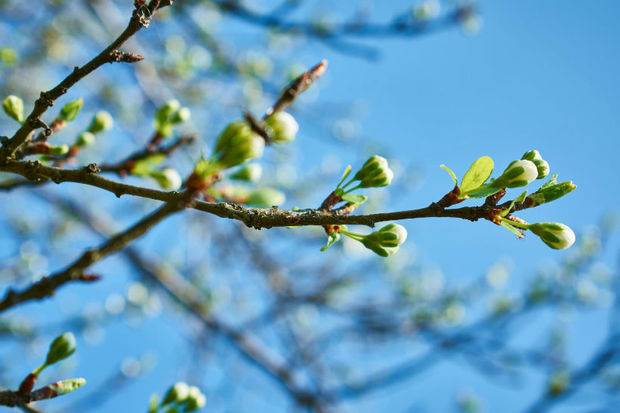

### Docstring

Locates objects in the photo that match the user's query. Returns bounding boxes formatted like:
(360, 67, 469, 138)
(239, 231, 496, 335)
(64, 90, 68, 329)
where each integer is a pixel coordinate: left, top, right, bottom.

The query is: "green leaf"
(320, 232, 341, 252)
(499, 220, 525, 238)
(341, 193, 367, 206)
(465, 184, 502, 198)
(439, 164, 458, 185)
(540, 173, 558, 190)
(336, 165, 352, 189)
(460, 156, 494, 195)
(130, 154, 166, 176)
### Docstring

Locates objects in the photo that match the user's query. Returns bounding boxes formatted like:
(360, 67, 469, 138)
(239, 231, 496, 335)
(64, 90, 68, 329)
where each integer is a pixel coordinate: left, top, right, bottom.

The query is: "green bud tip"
(352, 155, 394, 188)
(76, 131, 96, 147)
(213, 121, 265, 169)
(529, 222, 576, 250)
(230, 163, 263, 182)
(58, 98, 84, 122)
(265, 111, 299, 143)
(521, 149, 542, 162)
(88, 111, 113, 134)
(493, 159, 538, 188)
(2, 95, 24, 123)
(162, 382, 190, 405)
(533, 159, 550, 179)
(45, 332, 77, 366)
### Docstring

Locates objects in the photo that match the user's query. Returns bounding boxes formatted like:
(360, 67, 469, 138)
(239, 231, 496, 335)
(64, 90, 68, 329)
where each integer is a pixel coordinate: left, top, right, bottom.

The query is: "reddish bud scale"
(18, 373, 37, 395)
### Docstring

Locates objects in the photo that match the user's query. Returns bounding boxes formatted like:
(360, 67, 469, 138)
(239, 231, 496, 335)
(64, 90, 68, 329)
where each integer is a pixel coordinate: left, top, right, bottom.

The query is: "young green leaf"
(320, 232, 341, 252)
(439, 164, 458, 186)
(499, 219, 525, 238)
(336, 165, 352, 189)
(464, 184, 501, 199)
(341, 193, 367, 206)
(460, 156, 494, 195)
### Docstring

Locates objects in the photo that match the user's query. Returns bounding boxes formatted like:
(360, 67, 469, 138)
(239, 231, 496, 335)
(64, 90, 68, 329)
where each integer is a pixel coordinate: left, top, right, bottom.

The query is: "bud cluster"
(151, 382, 206, 413)
(336, 155, 394, 196)
(340, 223, 408, 257)
(154, 99, 191, 137)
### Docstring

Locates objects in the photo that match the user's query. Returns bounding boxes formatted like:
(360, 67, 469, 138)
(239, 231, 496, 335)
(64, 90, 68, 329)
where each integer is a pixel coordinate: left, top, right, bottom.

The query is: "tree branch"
(0, 201, 184, 314)
(0, 0, 172, 160)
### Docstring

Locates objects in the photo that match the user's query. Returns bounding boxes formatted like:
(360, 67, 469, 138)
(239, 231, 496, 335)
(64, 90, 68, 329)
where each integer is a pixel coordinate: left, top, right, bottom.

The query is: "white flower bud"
(493, 159, 538, 188)
(76, 131, 96, 147)
(88, 111, 113, 134)
(529, 222, 576, 250)
(150, 168, 182, 191)
(265, 111, 299, 143)
(521, 149, 542, 162)
(162, 382, 190, 405)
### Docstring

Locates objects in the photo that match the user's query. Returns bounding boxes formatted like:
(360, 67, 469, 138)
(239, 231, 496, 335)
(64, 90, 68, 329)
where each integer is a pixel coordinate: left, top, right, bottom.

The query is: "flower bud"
(3, 95, 24, 123)
(58, 98, 84, 122)
(49, 144, 70, 156)
(45, 332, 76, 367)
(528, 222, 576, 250)
(213, 121, 264, 168)
(183, 386, 207, 412)
(529, 181, 576, 206)
(246, 187, 285, 207)
(88, 111, 113, 134)
(150, 168, 182, 191)
(533, 159, 550, 179)
(548, 371, 569, 396)
(353, 155, 394, 188)
(230, 163, 262, 182)
(170, 107, 191, 124)
(521, 149, 542, 162)
(361, 223, 407, 257)
(265, 111, 299, 143)
(156, 100, 181, 123)
(47, 378, 87, 396)
(76, 131, 96, 147)
(492, 159, 538, 188)
(162, 382, 190, 405)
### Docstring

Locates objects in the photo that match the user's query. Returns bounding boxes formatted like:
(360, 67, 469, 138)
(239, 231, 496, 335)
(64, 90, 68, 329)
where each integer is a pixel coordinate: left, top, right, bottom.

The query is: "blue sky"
(2, 1, 620, 412)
